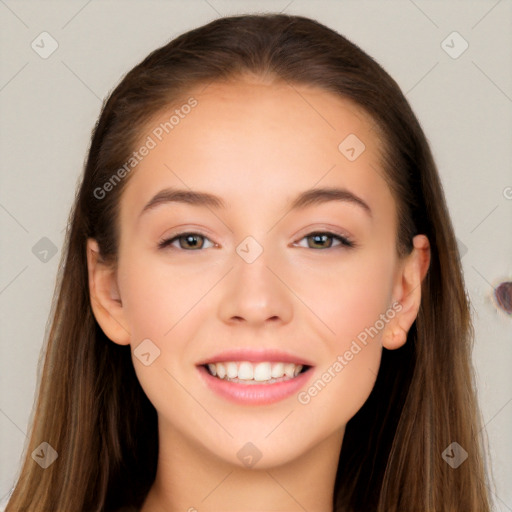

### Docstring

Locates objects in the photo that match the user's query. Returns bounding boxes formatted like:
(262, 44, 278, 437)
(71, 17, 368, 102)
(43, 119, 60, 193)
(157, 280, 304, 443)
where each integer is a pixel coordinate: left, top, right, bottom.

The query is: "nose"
(217, 243, 294, 327)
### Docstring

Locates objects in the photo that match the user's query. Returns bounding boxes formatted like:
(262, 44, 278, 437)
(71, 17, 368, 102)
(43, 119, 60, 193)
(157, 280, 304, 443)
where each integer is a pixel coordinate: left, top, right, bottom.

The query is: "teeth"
(271, 362, 284, 378)
(206, 361, 304, 382)
(284, 363, 295, 378)
(216, 363, 226, 379)
(226, 361, 238, 379)
(238, 362, 253, 380)
(253, 362, 271, 381)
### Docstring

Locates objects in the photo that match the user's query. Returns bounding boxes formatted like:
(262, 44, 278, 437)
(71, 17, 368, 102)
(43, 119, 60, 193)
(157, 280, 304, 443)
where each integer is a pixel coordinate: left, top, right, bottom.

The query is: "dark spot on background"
(495, 282, 512, 314)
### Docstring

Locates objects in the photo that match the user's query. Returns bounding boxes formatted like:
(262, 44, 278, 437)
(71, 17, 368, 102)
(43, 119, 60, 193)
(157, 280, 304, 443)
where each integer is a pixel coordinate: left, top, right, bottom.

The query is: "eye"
(158, 232, 215, 251)
(158, 230, 355, 251)
(295, 231, 355, 250)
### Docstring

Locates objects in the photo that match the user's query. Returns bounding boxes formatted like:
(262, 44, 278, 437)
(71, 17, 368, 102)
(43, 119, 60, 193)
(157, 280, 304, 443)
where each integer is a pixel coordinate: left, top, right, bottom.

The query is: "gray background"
(1, 0, 511, 509)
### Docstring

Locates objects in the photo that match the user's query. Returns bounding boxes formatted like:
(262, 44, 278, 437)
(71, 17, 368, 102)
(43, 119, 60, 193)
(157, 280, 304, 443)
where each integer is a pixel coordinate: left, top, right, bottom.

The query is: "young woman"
(5, 13, 492, 512)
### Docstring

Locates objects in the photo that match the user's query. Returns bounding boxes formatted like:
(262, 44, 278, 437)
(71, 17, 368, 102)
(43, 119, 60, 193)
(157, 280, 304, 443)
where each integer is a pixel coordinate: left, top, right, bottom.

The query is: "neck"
(140, 419, 344, 512)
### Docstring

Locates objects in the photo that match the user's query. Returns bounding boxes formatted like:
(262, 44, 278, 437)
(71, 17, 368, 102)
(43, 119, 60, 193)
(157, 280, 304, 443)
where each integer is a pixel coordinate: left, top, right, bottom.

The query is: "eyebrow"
(138, 186, 372, 219)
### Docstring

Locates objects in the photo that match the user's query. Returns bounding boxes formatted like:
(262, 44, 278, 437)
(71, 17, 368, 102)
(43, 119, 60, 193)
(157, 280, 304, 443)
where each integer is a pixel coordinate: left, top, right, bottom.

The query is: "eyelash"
(157, 231, 356, 251)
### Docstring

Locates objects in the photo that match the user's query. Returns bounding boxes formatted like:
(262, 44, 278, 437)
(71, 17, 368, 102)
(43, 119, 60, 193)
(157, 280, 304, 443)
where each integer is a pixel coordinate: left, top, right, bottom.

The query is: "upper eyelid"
(294, 232, 354, 247)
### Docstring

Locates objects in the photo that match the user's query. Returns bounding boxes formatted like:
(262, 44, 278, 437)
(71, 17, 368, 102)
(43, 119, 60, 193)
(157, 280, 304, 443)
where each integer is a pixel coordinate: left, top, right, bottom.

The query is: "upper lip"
(196, 348, 314, 367)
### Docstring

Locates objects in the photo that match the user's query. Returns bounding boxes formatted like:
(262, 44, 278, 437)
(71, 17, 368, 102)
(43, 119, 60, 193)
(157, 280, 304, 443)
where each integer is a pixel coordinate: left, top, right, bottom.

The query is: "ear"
(382, 234, 431, 350)
(86, 238, 131, 345)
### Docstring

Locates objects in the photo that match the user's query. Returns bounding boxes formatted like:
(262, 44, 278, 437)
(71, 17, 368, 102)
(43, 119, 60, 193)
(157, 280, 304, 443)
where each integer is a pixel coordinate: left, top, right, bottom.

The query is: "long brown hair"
(6, 13, 492, 512)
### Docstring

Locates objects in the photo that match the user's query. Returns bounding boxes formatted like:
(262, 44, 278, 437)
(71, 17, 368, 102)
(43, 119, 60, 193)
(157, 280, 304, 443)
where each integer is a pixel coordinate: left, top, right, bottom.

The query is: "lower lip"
(197, 365, 314, 405)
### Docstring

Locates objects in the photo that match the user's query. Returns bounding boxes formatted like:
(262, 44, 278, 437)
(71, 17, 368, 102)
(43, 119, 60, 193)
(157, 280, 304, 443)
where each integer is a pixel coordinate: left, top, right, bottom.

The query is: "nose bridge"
(218, 234, 294, 325)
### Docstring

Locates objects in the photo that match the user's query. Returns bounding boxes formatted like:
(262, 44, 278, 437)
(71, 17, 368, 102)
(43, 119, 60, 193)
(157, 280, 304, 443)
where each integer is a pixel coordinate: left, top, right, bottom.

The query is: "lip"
(197, 364, 314, 405)
(196, 348, 314, 366)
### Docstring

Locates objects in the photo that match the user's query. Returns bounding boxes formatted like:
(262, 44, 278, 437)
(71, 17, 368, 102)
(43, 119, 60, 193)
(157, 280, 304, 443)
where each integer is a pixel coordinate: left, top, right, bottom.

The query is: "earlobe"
(382, 235, 431, 350)
(86, 238, 131, 345)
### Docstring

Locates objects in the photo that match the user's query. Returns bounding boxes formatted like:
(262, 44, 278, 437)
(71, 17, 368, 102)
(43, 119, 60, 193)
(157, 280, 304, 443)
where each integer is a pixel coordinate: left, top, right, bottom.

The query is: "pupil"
(185, 235, 200, 248)
(312, 234, 329, 248)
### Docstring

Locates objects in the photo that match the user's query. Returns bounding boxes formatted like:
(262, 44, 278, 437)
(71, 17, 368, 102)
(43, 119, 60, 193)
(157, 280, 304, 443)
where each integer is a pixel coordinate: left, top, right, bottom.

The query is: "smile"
(197, 358, 314, 405)
(206, 361, 306, 384)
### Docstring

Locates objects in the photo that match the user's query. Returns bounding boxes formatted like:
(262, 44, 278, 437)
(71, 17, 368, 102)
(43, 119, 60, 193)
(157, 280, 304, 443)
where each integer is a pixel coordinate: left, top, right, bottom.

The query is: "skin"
(87, 77, 430, 512)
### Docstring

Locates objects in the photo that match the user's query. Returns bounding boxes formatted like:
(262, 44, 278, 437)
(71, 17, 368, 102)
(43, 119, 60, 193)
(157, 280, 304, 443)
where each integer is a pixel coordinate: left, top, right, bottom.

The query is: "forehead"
(119, 79, 391, 228)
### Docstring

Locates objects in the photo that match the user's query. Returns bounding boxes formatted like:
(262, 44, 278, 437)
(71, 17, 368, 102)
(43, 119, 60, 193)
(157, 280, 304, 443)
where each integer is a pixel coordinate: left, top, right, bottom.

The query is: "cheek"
(294, 252, 394, 421)
(120, 274, 173, 342)
(118, 248, 206, 342)
(298, 345, 382, 433)
(295, 249, 395, 347)
(117, 254, 204, 412)
(297, 286, 386, 430)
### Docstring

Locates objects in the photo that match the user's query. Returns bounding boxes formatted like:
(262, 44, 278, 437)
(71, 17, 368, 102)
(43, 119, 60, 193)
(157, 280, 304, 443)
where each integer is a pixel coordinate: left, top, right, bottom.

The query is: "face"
(90, 77, 419, 469)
